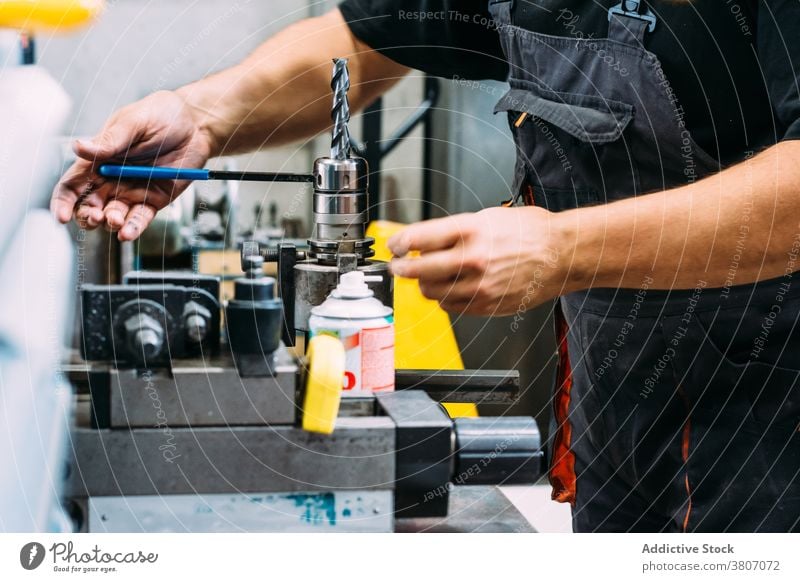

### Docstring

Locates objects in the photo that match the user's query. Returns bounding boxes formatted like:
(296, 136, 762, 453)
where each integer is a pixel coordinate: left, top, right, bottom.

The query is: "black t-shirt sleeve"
(759, 0, 800, 142)
(338, 0, 508, 80)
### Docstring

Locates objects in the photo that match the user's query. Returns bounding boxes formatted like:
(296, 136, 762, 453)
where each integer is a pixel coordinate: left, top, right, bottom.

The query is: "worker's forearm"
(558, 140, 800, 291)
(175, 9, 409, 157)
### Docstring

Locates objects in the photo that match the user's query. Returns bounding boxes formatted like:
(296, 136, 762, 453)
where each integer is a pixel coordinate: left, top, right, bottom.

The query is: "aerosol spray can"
(308, 271, 394, 396)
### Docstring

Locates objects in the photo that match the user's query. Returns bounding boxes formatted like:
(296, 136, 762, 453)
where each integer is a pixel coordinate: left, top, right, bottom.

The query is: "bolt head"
(123, 313, 165, 361)
(185, 314, 208, 343)
(134, 328, 163, 360)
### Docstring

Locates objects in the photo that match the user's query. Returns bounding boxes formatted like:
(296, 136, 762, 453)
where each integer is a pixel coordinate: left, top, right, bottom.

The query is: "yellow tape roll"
(0, 0, 104, 32)
(302, 334, 346, 435)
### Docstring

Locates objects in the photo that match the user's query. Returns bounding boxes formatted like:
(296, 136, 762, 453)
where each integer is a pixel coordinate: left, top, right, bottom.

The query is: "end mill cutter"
(330, 58, 351, 161)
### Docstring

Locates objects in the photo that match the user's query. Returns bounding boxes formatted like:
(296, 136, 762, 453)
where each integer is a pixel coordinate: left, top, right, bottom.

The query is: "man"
(52, 1, 800, 532)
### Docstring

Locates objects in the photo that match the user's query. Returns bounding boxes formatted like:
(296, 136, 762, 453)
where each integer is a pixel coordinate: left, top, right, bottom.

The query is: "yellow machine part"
(302, 334, 346, 435)
(0, 0, 103, 32)
(367, 220, 478, 418)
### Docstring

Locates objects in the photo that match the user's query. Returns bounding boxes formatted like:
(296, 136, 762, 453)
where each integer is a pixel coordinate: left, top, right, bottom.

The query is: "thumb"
(74, 116, 142, 161)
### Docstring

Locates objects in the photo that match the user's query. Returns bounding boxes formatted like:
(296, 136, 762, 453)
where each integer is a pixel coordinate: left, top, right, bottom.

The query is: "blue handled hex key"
(99, 164, 314, 184)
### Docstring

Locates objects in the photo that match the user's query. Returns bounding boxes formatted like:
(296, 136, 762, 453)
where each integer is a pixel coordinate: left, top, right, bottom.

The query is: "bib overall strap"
(608, 0, 656, 46)
(488, 0, 513, 27)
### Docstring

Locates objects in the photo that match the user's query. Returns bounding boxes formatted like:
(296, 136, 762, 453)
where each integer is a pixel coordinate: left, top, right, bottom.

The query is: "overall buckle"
(608, 0, 656, 32)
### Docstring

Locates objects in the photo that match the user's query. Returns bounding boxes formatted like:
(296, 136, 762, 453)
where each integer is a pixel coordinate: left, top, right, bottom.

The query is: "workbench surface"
(396, 486, 535, 533)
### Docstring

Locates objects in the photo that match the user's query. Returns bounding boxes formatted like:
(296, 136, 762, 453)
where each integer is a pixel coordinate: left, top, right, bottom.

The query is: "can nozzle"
(334, 271, 378, 299)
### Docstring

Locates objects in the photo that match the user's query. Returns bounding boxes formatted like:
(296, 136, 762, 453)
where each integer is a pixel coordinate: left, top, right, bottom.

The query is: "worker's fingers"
(119, 204, 157, 241)
(417, 277, 459, 302)
(438, 282, 499, 314)
(51, 186, 80, 224)
(75, 197, 106, 229)
(387, 214, 473, 256)
(422, 273, 483, 302)
(51, 160, 92, 223)
(73, 115, 144, 162)
(102, 200, 131, 231)
(391, 247, 479, 280)
(438, 298, 474, 314)
(51, 159, 113, 225)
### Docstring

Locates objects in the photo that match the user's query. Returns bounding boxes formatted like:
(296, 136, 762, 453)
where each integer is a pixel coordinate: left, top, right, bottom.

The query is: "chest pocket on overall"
(494, 77, 635, 213)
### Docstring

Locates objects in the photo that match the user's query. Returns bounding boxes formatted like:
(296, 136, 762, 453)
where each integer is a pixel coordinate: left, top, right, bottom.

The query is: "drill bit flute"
(330, 58, 352, 160)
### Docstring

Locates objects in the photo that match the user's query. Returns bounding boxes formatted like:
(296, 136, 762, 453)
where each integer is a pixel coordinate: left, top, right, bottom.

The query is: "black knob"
(452, 417, 543, 485)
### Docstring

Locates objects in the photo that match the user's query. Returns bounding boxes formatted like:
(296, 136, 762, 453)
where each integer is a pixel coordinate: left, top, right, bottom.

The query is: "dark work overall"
(489, 0, 800, 531)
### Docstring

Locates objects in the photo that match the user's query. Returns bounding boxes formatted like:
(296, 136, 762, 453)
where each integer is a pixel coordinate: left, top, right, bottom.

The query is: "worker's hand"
(388, 206, 570, 316)
(50, 90, 212, 241)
